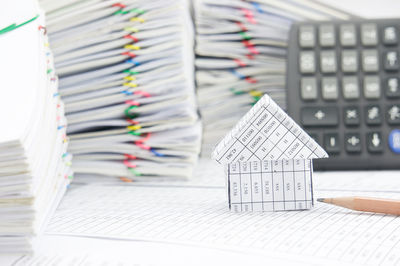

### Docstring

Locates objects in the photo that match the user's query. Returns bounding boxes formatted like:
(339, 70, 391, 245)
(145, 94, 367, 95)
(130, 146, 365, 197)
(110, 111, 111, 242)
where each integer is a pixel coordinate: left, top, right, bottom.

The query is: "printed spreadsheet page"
(228, 159, 313, 212)
(42, 183, 400, 266)
(2, 159, 400, 265)
(213, 95, 325, 164)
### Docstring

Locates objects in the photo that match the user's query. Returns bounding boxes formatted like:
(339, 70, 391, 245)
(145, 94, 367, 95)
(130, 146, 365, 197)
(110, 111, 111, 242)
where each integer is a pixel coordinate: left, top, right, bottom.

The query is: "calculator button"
(387, 105, 400, 125)
(386, 77, 400, 98)
(341, 50, 358, 73)
(340, 24, 356, 47)
(301, 107, 339, 127)
(362, 50, 379, 72)
(320, 50, 337, 73)
(324, 133, 340, 154)
(367, 132, 383, 153)
(388, 129, 400, 154)
(319, 24, 335, 47)
(299, 51, 316, 73)
(342, 76, 360, 100)
(321, 77, 338, 100)
(361, 23, 378, 46)
(301, 77, 317, 100)
(299, 25, 315, 48)
(383, 50, 399, 71)
(345, 133, 362, 153)
(344, 106, 360, 126)
(365, 105, 382, 125)
(383, 26, 398, 45)
(363, 76, 381, 99)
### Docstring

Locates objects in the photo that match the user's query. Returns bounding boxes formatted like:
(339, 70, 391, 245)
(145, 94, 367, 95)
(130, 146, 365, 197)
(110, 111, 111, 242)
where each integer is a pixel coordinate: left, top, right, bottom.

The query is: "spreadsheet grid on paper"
(214, 97, 324, 164)
(228, 160, 313, 212)
(45, 185, 400, 265)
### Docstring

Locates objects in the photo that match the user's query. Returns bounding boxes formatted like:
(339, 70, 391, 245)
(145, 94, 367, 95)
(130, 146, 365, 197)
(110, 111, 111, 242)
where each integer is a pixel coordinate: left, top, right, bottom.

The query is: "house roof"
(212, 94, 328, 164)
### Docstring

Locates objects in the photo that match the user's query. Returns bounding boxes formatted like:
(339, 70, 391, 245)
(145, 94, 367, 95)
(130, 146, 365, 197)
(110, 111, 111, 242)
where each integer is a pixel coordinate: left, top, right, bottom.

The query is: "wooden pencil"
(317, 197, 400, 216)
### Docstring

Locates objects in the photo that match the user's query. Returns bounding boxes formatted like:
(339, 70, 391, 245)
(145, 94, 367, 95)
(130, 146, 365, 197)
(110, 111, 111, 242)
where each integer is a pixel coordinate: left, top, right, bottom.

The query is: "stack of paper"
(0, 1, 72, 254)
(194, 0, 354, 155)
(39, 0, 201, 181)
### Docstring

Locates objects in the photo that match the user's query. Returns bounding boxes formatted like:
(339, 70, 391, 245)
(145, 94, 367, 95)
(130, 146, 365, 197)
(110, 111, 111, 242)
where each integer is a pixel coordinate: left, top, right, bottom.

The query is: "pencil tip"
(317, 198, 325, 202)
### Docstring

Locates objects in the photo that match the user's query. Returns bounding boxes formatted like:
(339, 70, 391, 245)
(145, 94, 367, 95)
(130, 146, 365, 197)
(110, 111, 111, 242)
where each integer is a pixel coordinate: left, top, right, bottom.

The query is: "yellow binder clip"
(130, 17, 145, 23)
(124, 76, 136, 81)
(124, 44, 140, 50)
(127, 125, 142, 131)
(123, 82, 138, 88)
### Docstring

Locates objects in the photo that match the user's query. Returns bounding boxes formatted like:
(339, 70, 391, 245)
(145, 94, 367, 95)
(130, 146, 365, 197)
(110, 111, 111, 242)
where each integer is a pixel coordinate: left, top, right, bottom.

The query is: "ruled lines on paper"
(228, 159, 313, 212)
(46, 185, 400, 265)
(213, 95, 326, 164)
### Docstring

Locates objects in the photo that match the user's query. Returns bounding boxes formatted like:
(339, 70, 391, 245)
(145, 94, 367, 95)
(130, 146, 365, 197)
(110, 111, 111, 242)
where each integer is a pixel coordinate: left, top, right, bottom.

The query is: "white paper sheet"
(212, 95, 327, 164)
(44, 183, 400, 265)
(228, 159, 313, 212)
(0, 235, 310, 266)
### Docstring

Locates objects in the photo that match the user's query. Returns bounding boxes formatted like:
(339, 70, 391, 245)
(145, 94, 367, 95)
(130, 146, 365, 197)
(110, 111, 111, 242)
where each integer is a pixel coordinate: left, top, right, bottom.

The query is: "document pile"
(194, 0, 353, 155)
(0, 1, 72, 254)
(40, 0, 201, 181)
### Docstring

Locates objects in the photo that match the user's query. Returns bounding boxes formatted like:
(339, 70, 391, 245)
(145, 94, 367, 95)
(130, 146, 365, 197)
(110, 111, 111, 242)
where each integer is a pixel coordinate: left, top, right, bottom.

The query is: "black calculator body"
(286, 19, 400, 170)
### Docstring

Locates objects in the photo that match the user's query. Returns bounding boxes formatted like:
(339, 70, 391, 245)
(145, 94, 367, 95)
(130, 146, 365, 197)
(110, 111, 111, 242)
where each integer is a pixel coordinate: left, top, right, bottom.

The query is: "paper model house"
(212, 94, 328, 212)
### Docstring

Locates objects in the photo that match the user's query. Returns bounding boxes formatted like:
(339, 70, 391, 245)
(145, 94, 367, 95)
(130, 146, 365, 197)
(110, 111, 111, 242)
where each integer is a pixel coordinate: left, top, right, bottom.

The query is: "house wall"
(227, 159, 313, 212)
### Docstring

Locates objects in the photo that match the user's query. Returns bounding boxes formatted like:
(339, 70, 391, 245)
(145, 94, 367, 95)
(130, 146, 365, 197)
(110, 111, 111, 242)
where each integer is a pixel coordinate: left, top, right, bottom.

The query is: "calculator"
(286, 19, 400, 170)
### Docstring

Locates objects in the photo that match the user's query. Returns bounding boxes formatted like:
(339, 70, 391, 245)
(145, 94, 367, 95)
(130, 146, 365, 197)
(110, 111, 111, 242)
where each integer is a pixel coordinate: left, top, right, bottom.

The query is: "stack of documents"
(194, 0, 353, 155)
(39, 0, 201, 181)
(0, 1, 72, 254)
